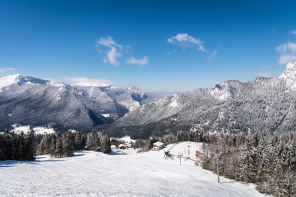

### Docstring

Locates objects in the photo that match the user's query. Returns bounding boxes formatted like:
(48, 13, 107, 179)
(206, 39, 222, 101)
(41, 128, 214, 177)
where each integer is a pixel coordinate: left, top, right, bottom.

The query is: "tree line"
(0, 130, 35, 161)
(0, 130, 112, 161)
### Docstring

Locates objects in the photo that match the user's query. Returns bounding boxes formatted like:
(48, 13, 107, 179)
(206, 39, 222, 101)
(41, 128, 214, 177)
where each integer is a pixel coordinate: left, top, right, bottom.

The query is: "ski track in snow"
(0, 143, 267, 197)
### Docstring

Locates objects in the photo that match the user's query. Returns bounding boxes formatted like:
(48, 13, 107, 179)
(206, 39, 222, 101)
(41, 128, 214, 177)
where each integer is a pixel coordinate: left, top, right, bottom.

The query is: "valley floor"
(0, 142, 267, 197)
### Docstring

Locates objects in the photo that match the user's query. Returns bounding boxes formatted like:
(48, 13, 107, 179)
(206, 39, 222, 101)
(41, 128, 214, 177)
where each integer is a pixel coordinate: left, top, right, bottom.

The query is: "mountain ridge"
(1, 62, 295, 136)
(100, 62, 296, 138)
(0, 74, 161, 132)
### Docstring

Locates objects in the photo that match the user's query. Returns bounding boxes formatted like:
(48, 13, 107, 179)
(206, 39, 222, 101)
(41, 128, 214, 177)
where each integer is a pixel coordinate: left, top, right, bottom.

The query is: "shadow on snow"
(110, 150, 125, 155)
(0, 156, 67, 168)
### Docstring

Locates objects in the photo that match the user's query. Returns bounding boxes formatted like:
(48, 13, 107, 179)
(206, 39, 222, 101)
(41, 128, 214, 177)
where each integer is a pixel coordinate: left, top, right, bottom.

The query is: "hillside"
(103, 62, 296, 138)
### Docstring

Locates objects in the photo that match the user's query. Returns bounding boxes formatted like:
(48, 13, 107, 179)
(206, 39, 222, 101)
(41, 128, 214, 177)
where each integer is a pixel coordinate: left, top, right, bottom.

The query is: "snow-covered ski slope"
(0, 142, 267, 197)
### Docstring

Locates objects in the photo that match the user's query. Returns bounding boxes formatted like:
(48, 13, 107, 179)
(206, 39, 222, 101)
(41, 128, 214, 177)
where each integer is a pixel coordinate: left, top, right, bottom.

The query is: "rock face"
(278, 62, 296, 90)
(104, 62, 296, 138)
(0, 75, 160, 132)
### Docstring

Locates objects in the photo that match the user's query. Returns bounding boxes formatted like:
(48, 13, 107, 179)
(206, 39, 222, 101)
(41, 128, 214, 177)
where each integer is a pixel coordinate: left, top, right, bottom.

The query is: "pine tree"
(86, 132, 96, 150)
(62, 132, 74, 157)
(13, 132, 21, 160)
(238, 139, 259, 183)
(100, 135, 111, 154)
(24, 131, 35, 161)
(55, 136, 63, 158)
(74, 132, 83, 150)
(3, 132, 13, 160)
(38, 134, 51, 155)
(50, 134, 57, 157)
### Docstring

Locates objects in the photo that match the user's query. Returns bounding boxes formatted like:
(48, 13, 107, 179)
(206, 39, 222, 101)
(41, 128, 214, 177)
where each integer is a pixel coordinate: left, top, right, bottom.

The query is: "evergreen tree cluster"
(37, 132, 78, 158)
(0, 130, 35, 161)
(84, 132, 111, 153)
(37, 131, 112, 156)
(200, 131, 296, 196)
(1, 130, 112, 161)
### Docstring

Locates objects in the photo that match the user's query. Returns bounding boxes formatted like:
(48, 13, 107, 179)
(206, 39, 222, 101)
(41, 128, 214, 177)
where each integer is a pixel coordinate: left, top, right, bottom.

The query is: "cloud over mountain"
(96, 36, 149, 66)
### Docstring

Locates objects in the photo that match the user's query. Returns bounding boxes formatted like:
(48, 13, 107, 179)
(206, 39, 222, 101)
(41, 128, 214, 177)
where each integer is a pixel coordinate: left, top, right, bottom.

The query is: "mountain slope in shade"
(103, 62, 296, 138)
(0, 75, 160, 132)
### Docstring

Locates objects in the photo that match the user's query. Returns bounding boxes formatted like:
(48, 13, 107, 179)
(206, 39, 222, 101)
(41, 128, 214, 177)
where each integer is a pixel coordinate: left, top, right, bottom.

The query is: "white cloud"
(126, 56, 148, 66)
(0, 67, 16, 73)
(7, 68, 16, 71)
(278, 54, 296, 65)
(97, 36, 122, 49)
(168, 33, 206, 52)
(207, 50, 217, 61)
(96, 36, 148, 66)
(66, 77, 113, 87)
(104, 47, 122, 66)
(275, 42, 296, 65)
(290, 30, 296, 35)
(248, 72, 273, 78)
(96, 36, 122, 66)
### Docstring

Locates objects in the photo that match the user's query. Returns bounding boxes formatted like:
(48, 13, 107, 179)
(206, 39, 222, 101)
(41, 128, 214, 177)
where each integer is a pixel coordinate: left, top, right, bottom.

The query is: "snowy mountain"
(103, 62, 296, 138)
(0, 74, 160, 132)
(0, 74, 64, 90)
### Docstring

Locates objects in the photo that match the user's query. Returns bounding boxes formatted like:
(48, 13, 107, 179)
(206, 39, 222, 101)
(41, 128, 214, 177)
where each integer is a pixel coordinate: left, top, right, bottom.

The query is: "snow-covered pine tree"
(38, 134, 52, 155)
(86, 132, 96, 150)
(255, 136, 275, 194)
(238, 137, 259, 183)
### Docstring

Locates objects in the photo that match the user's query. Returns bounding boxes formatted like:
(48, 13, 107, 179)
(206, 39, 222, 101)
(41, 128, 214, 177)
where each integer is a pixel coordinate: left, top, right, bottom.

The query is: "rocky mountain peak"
(279, 62, 296, 90)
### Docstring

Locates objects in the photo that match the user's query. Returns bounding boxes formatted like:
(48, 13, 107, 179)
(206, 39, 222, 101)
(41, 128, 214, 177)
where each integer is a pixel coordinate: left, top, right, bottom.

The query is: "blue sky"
(1, 0, 296, 93)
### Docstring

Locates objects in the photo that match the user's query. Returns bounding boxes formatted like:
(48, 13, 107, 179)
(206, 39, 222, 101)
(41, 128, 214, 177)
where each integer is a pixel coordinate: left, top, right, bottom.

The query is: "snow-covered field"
(11, 124, 56, 135)
(0, 142, 266, 197)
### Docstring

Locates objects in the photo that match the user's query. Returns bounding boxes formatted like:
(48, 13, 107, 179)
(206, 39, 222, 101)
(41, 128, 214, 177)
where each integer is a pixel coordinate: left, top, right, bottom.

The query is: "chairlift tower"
(187, 144, 191, 156)
(178, 153, 183, 165)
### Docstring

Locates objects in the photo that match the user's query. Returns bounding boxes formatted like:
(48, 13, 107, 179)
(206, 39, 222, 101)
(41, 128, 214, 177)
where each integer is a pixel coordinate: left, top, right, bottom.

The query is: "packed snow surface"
(0, 142, 266, 197)
(165, 141, 203, 159)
